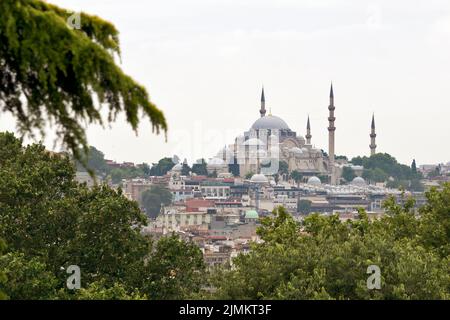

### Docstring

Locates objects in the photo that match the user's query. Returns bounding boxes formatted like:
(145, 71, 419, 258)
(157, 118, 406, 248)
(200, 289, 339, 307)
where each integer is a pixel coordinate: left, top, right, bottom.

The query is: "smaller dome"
(250, 173, 268, 184)
(290, 147, 303, 154)
(172, 163, 182, 171)
(301, 147, 309, 153)
(208, 157, 225, 167)
(352, 177, 366, 186)
(260, 157, 271, 166)
(307, 176, 321, 186)
(244, 210, 259, 220)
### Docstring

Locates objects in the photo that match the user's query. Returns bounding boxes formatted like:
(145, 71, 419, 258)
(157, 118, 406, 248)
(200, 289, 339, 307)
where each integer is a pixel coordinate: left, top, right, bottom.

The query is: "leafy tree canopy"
(351, 153, 423, 190)
(0, 0, 167, 161)
(0, 132, 204, 300)
(192, 159, 208, 176)
(75, 146, 109, 175)
(211, 187, 450, 299)
(297, 199, 312, 214)
(150, 157, 175, 176)
(290, 170, 303, 185)
(342, 166, 356, 182)
(141, 185, 173, 219)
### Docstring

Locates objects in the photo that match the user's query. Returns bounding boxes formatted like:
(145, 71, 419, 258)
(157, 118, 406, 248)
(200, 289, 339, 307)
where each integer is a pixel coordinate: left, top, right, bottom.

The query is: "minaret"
(328, 83, 336, 184)
(370, 114, 377, 156)
(306, 115, 312, 145)
(260, 87, 266, 117)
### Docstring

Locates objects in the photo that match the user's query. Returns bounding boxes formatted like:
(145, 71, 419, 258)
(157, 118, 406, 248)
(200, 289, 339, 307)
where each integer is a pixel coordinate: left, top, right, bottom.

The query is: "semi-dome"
(256, 149, 267, 157)
(290, 147, 303, 154)
(307, 176, 321, 186)
(171, 163, 182, 171)
(250, 173, 268, 184)
(352, 176, 366, 186)
(251, 115, 290, 130)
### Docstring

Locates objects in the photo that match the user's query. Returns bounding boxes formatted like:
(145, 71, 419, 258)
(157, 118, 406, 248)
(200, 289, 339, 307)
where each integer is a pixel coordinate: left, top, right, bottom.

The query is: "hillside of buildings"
(1, 0, 449, 302)
(0, 132, 449, 299)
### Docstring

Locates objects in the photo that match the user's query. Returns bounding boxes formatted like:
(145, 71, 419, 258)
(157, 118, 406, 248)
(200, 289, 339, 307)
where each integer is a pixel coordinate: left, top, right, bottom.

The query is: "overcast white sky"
(2, 0, 450, 166)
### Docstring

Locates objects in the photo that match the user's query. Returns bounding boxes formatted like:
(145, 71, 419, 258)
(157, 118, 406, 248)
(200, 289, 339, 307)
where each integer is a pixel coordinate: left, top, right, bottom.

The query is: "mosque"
(206, 84, 378, 185)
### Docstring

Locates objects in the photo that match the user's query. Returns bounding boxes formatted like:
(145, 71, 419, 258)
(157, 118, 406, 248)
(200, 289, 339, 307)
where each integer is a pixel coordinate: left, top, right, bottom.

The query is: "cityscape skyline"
(1, 0, 450, 166)
(1, 0, 449, 303)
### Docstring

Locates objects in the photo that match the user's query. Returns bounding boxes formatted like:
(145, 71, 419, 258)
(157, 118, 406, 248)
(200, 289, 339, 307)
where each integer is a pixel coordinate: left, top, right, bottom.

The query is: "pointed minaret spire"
(306, 115, 312, 145)
(327, 82, 336, 184)
(370, 113, 377, 156)
(260, 87, 266, 117)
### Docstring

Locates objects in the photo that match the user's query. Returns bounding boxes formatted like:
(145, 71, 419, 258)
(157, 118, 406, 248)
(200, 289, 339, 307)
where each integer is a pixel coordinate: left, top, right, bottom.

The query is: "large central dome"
(251, 115, 290, 130)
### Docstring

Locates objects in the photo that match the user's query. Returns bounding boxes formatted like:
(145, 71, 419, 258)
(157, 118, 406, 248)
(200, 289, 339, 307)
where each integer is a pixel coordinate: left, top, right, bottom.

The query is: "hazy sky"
(2, 0, 450, 166)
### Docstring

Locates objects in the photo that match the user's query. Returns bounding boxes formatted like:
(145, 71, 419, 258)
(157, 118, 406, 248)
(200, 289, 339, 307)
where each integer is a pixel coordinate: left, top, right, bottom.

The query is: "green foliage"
(212, 193, 450, 299)
(110, 168, 125, 184)
(245, 171, 255, 180)
(297, 200, 312, 214)
(317, 175, 329, 184)
(427, 167, 441, 179)
(418, 184, 450, 257)
(352, 153, 420, 180)
(278, 160, 289, 176)
(228, 159, 240, 177)
(181, 162, 191, 176)
(129, 235, 205, 299)
(342, 166, 356, 182)
(411, 159, 417, 174)
(0, 252, 58, 300)
(75, 146, 109, 176)
(362, 167, 388, 183)
(140, 163, 151, 176)
(109, 166, 146, 184)
(352, 153, 423, 190)
(61, 281, 147, 300)
(150, 157, 175, 176)
(192, 159, 208, 176)
(74, 145, 150, 182)
(141, 185, 173, 219)
(0, 133, 204, 300)
(0, 239, 7, 300)
(386, 179, 425, 192)
(0, 0, 166, 161)
(290, 170, 303, 185)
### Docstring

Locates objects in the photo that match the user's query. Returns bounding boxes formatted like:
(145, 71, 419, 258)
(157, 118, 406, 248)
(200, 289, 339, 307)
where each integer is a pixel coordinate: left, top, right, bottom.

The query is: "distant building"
(75, 171, 96, 188)
(123, 179, 152, 202)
